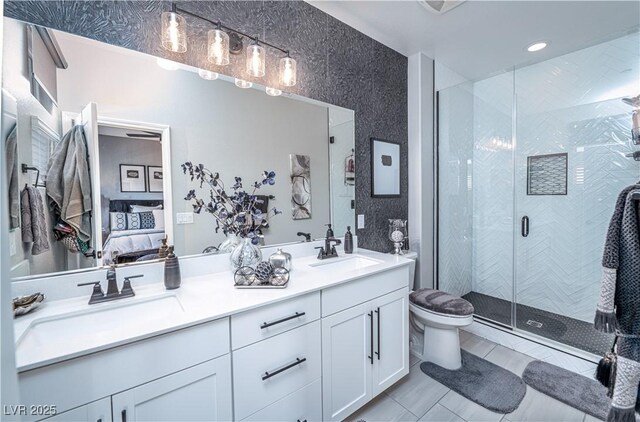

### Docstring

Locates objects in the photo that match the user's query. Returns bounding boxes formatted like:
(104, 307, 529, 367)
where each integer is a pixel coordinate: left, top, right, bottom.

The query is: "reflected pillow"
(110, 212, 127, 231)
(130, 204, 163, 213)
(152, 209, 165, 230)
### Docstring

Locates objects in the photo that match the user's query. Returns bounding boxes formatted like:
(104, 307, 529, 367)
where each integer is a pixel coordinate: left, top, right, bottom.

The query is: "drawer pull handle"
(260, 311, 306, 329)
(375, 307, 381, 360)
(297, 420, 308, 422)
(262, 357, 307, 381)
(368, 311, 374, 364)
(121, 410, 127, 422)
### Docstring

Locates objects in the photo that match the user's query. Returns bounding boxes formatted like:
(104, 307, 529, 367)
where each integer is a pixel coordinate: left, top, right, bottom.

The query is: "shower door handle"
(521, 216, 529, 237)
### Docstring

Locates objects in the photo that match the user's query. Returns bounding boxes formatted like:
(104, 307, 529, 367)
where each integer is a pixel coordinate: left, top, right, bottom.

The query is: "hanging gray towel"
(20, 186, 50, 255)
(46, 125, 92, 242)
(6, 125, 19, 229)
(595, 184, 640, 333)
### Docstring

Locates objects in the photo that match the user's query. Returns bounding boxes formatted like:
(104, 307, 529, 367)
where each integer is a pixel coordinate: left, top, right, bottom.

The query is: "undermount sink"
(16, 294, 184, 358)
(308, 255, 382, 271)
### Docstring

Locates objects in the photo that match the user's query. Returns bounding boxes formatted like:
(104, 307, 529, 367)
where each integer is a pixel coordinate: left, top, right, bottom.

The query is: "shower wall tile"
(5, 0, 408, 253)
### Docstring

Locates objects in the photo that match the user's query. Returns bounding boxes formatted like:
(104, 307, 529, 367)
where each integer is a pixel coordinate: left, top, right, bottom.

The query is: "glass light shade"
(208, 29, 229, 66)
(265, 87, 282, 97)
(161, 11, 187, 53)
(198, 69, 219, 80)
(235, 78, 253, 89)
(246, 43, 266, 78)
(279, 56, 297, 87)
(156, 58, 180, 71)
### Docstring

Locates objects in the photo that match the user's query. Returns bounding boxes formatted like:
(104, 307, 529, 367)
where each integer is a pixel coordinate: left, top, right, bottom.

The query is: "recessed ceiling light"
(527, 42, 548, 52)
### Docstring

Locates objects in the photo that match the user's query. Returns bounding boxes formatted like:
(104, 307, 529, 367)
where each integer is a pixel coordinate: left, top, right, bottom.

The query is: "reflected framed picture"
(147, 166, 163, 192)
(370, 138, 401, 198)
(119, 164, 146, 192)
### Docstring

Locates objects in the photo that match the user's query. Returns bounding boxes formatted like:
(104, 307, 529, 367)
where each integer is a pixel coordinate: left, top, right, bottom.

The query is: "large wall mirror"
(3, 17, 356, 280)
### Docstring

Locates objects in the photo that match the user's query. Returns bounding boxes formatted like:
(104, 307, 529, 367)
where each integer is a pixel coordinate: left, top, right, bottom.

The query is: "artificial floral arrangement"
(182, 162, 281, 245)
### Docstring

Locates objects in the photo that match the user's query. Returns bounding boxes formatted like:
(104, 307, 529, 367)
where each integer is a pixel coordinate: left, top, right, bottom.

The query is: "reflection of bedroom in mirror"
(97, 123, 171, 266)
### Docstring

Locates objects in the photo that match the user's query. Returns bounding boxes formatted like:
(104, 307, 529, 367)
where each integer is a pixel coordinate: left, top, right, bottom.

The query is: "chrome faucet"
(77, 265, 143, 305)
(316, 237, 342, 260)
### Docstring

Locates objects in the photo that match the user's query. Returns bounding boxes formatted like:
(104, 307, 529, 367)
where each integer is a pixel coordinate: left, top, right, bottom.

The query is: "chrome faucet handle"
(77, 281, 104, 304)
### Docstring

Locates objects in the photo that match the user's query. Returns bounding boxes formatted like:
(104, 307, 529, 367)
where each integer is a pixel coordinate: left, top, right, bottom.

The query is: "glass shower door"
(512, 32, 639, 355)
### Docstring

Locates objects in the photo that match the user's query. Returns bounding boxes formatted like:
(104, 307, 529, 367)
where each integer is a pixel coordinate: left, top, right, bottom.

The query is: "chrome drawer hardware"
(261, 357, 307, 381)
(260, 311, 306, 329)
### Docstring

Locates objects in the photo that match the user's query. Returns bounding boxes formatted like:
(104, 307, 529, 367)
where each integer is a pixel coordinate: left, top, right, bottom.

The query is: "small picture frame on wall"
(147, 166, 163, 192)
(120, 164, 146, 192)
(370, 138, 401, 198)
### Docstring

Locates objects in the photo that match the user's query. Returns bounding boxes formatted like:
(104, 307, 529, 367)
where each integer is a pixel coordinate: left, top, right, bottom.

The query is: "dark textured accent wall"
(5, 0, 408, 252)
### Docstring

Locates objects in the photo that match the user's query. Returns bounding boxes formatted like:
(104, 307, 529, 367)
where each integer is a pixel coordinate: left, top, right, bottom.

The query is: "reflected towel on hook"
(6, 125, 19, 229)
(20, 186, 50, 255)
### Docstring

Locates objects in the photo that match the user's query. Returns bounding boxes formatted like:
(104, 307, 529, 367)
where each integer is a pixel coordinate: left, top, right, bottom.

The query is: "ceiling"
(307, 0, 640, 82)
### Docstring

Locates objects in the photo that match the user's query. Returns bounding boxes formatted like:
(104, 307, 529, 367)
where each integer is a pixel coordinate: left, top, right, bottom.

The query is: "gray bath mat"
(522, 360, 609, 420)
(420, 350, 526, 413)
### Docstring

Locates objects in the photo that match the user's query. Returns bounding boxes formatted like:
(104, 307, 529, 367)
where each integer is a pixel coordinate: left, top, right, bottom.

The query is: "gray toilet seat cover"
(410, 289, 474, 316)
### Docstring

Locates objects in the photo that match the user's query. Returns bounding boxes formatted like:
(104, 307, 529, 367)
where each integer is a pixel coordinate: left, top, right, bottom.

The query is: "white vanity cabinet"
(320, 267, 410, 421)
(112, 355, 232, 422)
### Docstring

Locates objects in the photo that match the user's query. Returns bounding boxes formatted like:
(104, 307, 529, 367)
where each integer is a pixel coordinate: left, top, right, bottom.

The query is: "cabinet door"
(321, 303, 372, 421)
(112, 355, 232, 422)
(372, 288, 409, 396)
(39, 398, 112, 422)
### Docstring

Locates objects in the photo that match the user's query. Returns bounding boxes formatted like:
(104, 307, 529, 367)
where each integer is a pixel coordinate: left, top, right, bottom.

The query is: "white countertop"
(14, 248, 412, 372)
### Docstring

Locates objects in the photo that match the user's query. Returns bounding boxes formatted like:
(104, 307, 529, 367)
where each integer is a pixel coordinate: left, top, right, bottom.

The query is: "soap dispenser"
(158, 236, 169, 259)
(164, 246, 181, 290)
(344, 226, 354, 254)
(326, 224, 334, 238)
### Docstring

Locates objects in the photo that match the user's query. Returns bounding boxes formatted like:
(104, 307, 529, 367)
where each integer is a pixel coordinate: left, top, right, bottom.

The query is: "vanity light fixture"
(161, 3, 187, 53)
(526, 41, 548, 52)
(160, 3, 297, 87)
(246, 38, 266, 78)
(198, 69, 219, 80)
(265, 87, 282, 97)
(235, 78, 253, 89)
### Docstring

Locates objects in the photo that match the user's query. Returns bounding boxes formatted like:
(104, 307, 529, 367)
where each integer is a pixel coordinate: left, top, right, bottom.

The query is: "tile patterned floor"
(345, 332, 603, 422)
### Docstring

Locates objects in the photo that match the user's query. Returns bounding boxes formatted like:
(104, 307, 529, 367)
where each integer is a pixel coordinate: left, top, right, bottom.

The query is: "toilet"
(404, 253, 474, 370)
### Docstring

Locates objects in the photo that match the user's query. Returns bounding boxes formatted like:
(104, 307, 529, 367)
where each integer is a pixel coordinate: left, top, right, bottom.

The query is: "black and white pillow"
(126, 213, 141, 230)
(110, 212, 127, 231)
(139, 211, 156, 229)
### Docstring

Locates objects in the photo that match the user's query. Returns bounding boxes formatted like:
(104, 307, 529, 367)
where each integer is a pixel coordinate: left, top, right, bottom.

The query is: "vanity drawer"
(231, 291, 320, 350)
(242, 379, 322, 422)
(322, 266, 409, 317)
(233, 320, 321, 420)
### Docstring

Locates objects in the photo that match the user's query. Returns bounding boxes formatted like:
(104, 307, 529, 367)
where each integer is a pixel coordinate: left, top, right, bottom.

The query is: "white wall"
(98, 135, 163, 235)
(3, 19, 65, 276)
(54, 29, 331, 256)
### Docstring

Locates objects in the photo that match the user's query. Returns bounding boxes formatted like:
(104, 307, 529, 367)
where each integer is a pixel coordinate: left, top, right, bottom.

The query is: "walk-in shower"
(437, 31, 640, 356)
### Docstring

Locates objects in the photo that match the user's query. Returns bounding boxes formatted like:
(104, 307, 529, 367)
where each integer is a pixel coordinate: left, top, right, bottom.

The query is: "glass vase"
(230, 237, 262, 270)
(218, 234, 241, 253)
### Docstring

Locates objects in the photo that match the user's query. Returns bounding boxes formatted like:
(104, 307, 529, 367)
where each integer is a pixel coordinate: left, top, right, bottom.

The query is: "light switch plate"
(357, 214, 365, 229)
(176, 212, 194, 224)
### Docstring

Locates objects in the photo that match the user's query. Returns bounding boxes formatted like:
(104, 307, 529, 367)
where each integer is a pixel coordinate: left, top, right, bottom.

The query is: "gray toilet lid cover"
(410, 289, 474, 316)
